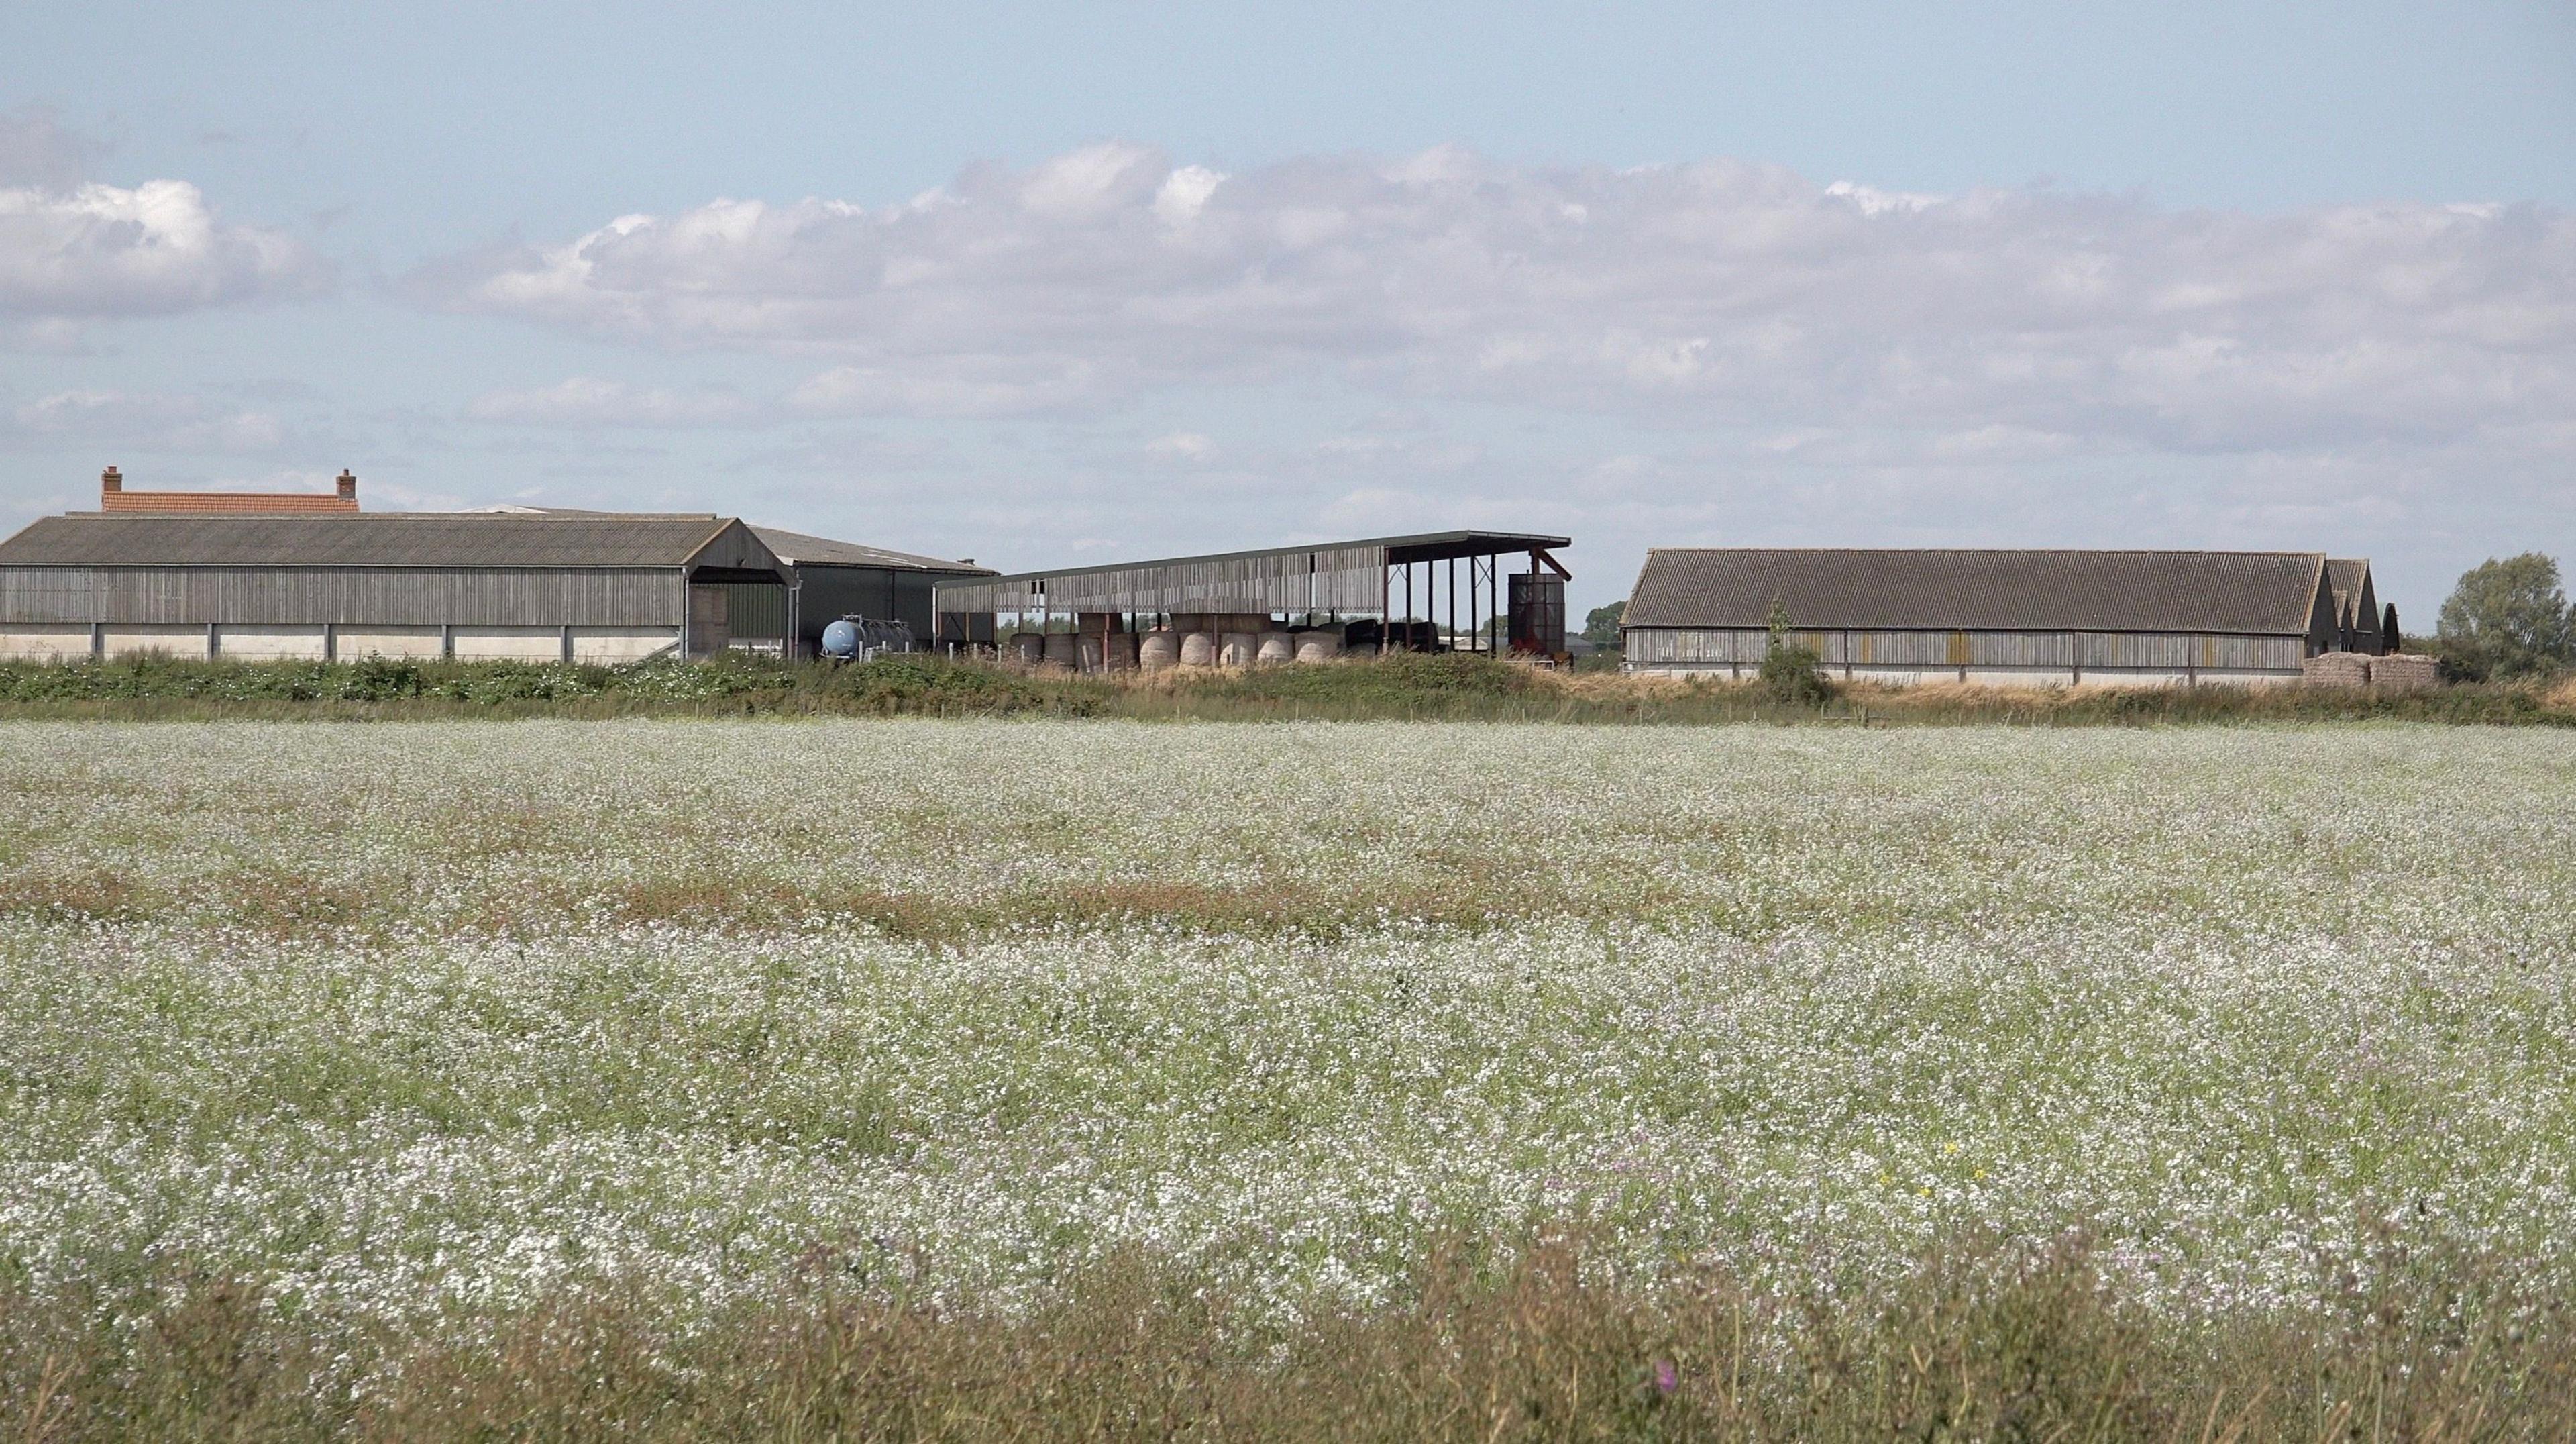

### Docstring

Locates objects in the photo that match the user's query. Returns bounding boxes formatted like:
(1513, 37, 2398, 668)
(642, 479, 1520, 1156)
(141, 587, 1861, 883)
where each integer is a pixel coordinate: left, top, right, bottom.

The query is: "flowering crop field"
(2, 719, 2573, 1367)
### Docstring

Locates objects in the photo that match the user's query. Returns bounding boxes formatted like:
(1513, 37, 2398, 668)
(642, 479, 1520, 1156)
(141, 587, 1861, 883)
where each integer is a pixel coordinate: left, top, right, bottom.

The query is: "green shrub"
(1758, 598, 1833, 707)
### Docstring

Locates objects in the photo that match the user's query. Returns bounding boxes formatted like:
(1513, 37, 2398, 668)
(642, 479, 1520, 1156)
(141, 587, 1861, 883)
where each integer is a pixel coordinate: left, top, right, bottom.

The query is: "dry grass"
(7, 650, 2569, 725)
(6, 1229, 2569, 1442)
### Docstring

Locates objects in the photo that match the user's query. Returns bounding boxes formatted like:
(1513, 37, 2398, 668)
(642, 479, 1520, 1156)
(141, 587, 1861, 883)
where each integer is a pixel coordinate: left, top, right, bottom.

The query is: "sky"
(3, 1, 2571, 621)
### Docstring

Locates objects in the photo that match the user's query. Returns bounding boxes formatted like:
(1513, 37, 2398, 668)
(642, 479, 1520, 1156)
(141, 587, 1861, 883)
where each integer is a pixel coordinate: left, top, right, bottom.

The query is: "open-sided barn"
(1621, 548, 2373, 686)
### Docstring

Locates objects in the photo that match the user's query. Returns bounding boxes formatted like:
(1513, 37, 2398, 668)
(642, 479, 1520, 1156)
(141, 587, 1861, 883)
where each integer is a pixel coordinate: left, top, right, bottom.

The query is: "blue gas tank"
(820, 617, 861, 659)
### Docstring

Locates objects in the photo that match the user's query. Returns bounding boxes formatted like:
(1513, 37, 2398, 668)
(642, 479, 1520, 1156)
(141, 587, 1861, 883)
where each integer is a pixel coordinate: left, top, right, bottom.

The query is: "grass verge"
(0, 651, 2568, 725)
(5, 1227, 2565, 1441)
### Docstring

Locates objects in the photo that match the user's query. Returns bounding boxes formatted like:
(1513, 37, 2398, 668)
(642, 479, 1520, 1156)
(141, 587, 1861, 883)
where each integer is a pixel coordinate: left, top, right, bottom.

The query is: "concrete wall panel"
(1627, 660, 2299, 688)
(571, 627, 676, 663)
(337, 627, 446, 659)
(101, 625, 211, 659)
(451, 627, 566, 662)
(0, 625, 92, 660)
(216, 625, 330, 660)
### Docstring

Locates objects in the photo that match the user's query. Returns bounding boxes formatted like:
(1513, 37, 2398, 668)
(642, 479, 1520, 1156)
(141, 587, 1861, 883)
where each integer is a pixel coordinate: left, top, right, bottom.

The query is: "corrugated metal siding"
(0, 566, 683, 626)
(1626, 627, 2304, 672)
(795, 565, 898, 635)
(940, 545, 1389, 615)
(716, 582, 789, 639)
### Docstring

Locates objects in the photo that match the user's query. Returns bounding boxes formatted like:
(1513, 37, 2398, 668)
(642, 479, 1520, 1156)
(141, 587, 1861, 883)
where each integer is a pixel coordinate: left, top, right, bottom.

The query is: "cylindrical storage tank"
(1139, 630, 1181, 670)
(1179, 631, 1217, 667)
(1255, 630, 1295, 666)
(1042, 632, 1078, 669)
(1293, 629, 1344, 664)
(1218, 632, 1259, 667)
(1011, 631, 1047, 666)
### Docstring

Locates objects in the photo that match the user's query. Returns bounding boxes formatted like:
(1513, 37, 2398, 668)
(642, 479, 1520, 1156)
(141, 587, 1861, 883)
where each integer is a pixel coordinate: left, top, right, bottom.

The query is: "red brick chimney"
(97, 466, 362, 515)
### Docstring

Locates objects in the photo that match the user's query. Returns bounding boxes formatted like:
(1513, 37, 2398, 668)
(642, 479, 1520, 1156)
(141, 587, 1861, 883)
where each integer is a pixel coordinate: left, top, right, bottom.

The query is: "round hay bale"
(1255, 630, 1295, 666)
(1179, 631, 1218, 667)
(1042, 632, 1078, 669)
(1293, 629, 1343, 664)
(1139, 631, 1181, 670)
(1218, 631, 1259, 667)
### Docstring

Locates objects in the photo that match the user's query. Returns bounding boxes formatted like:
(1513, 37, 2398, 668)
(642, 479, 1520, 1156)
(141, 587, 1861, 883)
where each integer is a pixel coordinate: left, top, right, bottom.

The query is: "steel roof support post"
(676, 567, 690, 660)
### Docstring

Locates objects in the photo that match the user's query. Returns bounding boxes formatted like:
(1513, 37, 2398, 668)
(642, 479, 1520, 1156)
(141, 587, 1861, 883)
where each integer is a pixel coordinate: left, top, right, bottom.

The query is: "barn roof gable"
(746, 527, 993, 574)
(1622, 549, 2330, 635)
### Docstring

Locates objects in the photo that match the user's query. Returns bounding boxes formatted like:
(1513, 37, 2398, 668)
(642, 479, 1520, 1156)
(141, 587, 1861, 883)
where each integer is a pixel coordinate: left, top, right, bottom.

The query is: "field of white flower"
(1, 719, 2571, 1355)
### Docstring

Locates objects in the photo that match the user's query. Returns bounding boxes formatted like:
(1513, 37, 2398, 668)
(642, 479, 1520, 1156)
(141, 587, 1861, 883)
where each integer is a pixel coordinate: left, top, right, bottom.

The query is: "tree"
(1759, 597, 1832, 705)
(1581, 601, 1625, 650)
(2435, 553, 2573, 681)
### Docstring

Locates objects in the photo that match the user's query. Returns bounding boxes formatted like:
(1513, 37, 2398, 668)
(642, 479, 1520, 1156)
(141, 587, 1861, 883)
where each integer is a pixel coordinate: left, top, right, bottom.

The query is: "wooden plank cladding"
(0, 566, 685, 628)
(1625, 626, 2306, 682)
(944, 544, 1391, 616)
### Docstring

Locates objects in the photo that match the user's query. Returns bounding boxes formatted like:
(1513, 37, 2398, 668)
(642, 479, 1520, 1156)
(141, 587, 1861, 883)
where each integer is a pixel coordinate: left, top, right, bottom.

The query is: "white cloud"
(787, 357, 1110, 417)
(431, 144, 2575, 454)
(1143, 430, 1215, 462)
(0, 107, 107, 191)
(0, 178, 324, 320)
(1152, 166, 1226, 227)
(7, 388, 290, 453)
(465, 376, 761, 427)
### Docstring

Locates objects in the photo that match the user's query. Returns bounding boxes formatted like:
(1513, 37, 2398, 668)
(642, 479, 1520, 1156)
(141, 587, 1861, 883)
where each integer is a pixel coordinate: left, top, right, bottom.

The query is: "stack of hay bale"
(2302, 651, 2440, 690)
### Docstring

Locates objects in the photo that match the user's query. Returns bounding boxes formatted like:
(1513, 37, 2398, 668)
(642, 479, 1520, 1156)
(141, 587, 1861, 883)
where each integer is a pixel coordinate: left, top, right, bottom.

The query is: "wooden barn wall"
(0, 566, 684, 627)
(941, 546, 1389, 615)
(1625, 628, 2304, 672)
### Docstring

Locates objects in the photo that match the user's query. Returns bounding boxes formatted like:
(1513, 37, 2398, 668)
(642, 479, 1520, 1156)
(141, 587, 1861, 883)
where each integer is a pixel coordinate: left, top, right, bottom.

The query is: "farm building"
(472, 508, 998, 656)
(933, 531, 1573, 667)
(1620, 548, 2377, 686)
(738, 527, 996, 656)
(0, 470, 981, 663)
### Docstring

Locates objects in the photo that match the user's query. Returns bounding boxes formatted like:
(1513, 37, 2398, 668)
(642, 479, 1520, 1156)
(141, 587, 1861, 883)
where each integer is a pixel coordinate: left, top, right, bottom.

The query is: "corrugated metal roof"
(1623, 549, 2328, 635)
(747, 527, 993, 575)
(968, 530, 1572, 588)
(0, 513, 759, 569)
(2325, 558, 2373, 627)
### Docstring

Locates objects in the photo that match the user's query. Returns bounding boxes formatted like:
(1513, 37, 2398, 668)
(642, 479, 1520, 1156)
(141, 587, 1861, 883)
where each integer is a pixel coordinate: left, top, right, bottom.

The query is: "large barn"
(470, 508, 1000, 655)
(0, 470, 988, 663)
(1620, 549, 2379, 686)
